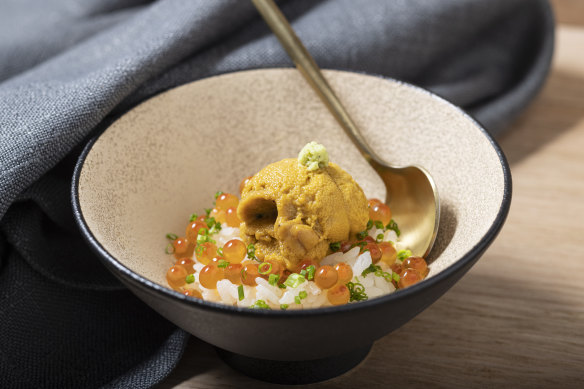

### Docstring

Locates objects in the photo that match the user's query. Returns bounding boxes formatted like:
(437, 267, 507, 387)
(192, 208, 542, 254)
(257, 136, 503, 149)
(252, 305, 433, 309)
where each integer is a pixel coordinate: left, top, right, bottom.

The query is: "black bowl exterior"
(72, 69, 512, 363)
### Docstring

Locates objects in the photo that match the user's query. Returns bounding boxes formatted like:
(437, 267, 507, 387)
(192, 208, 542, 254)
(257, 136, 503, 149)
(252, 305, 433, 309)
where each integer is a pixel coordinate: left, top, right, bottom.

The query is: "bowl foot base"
(214, 343, 372, 385)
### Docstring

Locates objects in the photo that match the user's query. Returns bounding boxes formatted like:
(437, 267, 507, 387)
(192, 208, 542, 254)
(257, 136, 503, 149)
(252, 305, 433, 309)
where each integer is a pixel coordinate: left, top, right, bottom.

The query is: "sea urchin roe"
(237, 154, 369, 271)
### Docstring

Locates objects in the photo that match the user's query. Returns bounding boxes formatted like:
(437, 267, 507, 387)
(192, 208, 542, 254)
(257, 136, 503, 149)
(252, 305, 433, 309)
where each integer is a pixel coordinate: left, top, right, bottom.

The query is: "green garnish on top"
(284, 273, 306, 288)
(250, 300, 271, 309)
(298, 141, 329, 171)
(346, 282, 368, 302)
(397, 249, 412, 261)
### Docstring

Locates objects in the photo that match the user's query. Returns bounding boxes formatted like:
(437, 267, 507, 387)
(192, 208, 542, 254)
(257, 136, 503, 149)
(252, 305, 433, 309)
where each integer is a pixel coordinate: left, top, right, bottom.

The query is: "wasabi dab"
(298, 141, 329, 171)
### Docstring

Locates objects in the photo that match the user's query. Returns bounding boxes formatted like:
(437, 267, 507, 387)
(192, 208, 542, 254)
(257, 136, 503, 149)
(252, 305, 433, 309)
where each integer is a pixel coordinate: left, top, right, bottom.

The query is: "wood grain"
(157, 24, 584, 389)
(552, 0, 584, 26)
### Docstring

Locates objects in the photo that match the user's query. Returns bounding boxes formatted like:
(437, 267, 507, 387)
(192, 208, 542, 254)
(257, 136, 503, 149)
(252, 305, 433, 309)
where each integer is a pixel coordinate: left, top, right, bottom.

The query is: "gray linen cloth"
(0, 0, 554, 387)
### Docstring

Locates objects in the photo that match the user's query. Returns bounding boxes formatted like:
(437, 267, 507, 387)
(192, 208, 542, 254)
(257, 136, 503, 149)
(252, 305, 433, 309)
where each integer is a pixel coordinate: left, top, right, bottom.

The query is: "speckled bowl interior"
(77, 69, 506, 290)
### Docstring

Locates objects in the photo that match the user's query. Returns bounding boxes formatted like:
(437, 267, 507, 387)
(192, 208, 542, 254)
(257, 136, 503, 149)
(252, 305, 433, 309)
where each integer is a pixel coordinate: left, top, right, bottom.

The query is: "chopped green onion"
(306, 265, 316, 281)
(280, 304, 289, 310)
(356, 230, 368, 240)
(208, 223, 221, 235)
(250, 299, 271, 309)
(284, 273, 306, 288)
(361, 264, 381, 278)
(346, 281, 368, 302)
(350, 241, 367, 250)
(374, 221, 384, 230)
(166, 233, 178, 240)
(278, 284, 287, 289)
(215, 191, 223, 199)
(205, 208, 212, 216)
(189, 213, 198, 222)
(268, 274, 279, 286)
(376, 233, 384, 243)
(217, 247, 224, 257)
(185, 274, 195, 284)
(217, 260, 229, 268)
(299, 291, 308, 299)
(397, 249, 412, 261)
(165, 243, 175, 254)
(300, 269, 307, 277)
(366, 220, 373, 230)
(238, 285, 244, 301)
(196, 233, 216, 245)
(294, 296, 301, 304)
(246, 244, 257, 261)
(329, 242, 341, 252)
(392, 272, 400, 283)
(258, 262, 273, 275)
(386, 219, 401, 237)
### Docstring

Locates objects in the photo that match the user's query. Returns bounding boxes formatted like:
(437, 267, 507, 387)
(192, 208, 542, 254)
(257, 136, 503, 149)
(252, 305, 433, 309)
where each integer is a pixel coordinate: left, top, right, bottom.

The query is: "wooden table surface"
(159, 7, 584, 389)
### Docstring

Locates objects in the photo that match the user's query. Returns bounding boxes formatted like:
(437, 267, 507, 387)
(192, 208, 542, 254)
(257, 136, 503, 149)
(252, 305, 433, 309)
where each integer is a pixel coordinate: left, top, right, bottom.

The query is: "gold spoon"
(252, 0, 440, 258)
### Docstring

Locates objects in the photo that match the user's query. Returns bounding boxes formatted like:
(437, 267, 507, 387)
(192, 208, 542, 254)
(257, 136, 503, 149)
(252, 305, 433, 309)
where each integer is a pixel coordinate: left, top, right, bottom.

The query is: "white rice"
(182, 223, 401, 310)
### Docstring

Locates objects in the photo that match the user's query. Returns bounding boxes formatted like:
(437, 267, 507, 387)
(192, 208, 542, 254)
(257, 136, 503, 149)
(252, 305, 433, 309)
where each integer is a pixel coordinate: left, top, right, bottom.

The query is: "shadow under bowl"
(72, 69, 511, 384)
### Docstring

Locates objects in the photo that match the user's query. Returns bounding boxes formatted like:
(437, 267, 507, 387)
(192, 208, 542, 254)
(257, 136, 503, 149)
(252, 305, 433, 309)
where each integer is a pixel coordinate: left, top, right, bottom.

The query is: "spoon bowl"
(253, 0, 440, 258)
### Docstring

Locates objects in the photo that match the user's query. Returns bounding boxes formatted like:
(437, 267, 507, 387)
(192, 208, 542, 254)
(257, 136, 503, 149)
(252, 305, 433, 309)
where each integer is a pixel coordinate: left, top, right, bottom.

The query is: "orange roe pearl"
(195, 242, 218, 265)
(199, 264, 223, 289)
(367, 198, 383, 208)
(398, 269, 423, 289)
(210, 208, 227, 224)
(335, 263, 353, 284)
(265, 260, 284, 279)
(224, 263, 243, 285)
(403, 256, 429, 277)
(215, 193, 239, 211)
(340, 241, 354, 253)
(239, 176, 252, 194)
(183, 289, 203, 299)
(186, 220, 208, 242)
(369, 202, 392, 225)
(241, 263, 259, 286)
(173, 237, 194, 259)
(327, 284, 350, 305)
(295, 259, 319, 273)
(314, 265, 338, 289)
(166, 265, 187, 290)
(225, 207, 242, 227)
(379, 242, 397, 265)
(175, 257, 196, 274)
(223, 239, 246, 264)
(364, 243, 382, 263)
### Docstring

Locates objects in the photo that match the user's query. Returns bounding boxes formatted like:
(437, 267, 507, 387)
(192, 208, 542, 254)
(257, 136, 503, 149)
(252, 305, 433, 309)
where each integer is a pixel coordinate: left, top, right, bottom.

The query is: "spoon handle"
(251, 0, 385, 169)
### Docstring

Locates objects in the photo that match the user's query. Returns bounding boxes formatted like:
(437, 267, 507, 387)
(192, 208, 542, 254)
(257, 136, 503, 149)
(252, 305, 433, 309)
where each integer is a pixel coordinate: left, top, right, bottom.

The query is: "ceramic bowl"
(72, 69, 511, 384)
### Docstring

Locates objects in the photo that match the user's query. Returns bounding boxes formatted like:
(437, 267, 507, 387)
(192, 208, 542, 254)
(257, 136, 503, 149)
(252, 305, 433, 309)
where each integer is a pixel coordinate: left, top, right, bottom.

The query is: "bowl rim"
(71, 67, 512, 317)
